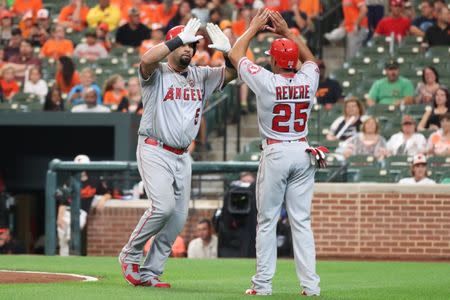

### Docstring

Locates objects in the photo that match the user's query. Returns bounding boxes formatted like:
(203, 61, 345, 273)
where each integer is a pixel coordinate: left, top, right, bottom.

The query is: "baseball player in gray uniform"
(229, 9, 328, 296)
(119, 18, 237, 287)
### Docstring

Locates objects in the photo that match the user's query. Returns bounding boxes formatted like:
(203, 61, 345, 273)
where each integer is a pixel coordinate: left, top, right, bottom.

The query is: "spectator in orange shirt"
(19, 11, 34, 39)
(0, 10, 14, 47)
(232, 6, 252, 37)
(298, 0, 322, 19)
(40, 25, 74, 59)
(342, 0, 368, 60)
(58, 0, 90, 32)
(0, 65, 20, 101)
(103, 74, 127, 106)
(119, 0, 152, 26)
(12, 0, 43, 17)
(155, 0, 179, 27)
(265, 0, 290, 12)
(143, 235, 186, 257)
(191, 34, 211, 66)
(56, 56, 80, 94)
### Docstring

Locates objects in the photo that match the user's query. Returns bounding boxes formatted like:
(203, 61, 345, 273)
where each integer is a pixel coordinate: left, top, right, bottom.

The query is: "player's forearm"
(285, 31, 315, 63)
(141, 42, 171, 66)
(229, 27, 258, 67)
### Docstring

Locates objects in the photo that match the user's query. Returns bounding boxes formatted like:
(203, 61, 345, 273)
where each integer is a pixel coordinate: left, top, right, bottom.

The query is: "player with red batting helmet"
(119, 18, 237, 288)
(229, 9, 328, 296)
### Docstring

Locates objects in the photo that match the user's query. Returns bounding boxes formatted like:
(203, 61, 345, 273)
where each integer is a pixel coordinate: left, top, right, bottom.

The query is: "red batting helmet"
(265, 38, 299, 70)
(166, 25, 185, 41)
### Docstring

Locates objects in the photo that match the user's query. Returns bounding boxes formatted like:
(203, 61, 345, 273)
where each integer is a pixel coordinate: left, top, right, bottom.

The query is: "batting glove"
(178, 18, 203, 45)
(306, 146, 330, 169)
(206, 23, 231, 54)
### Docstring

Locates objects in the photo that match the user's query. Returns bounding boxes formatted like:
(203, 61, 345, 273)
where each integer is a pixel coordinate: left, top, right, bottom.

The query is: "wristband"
(165, 36, 183, 52)
(225, 56, 235, 69)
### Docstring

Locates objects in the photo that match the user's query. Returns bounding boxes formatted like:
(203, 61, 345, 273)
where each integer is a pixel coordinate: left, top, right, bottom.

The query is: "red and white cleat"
(120, 262, 142, 286)
(245, 289, 271, 296)
(301, 290, 320, 296)
(141, 276, 171, 288)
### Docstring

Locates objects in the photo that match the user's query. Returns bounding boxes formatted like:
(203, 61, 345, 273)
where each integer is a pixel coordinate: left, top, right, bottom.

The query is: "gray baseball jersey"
(120, 63, 225, 282)
(238, 57, 321, 295)
(138, 63, 225, 148)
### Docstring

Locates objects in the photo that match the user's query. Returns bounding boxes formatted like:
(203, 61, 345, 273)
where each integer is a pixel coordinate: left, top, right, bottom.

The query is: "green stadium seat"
(346, 155, 378, 167)
(315, 169, 331, 182)
(232, 152, 261, 162)
(426, 46, 450, 58)
(427, 156, 450, 168)
(243, 140, 261, 153)
(366, 104, 400, 117)
(12, 93, 40, 103)
(403, 104, 426, 118)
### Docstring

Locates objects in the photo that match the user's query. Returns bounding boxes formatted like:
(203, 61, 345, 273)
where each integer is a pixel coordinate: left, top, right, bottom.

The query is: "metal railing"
(45, 159, 258, 255)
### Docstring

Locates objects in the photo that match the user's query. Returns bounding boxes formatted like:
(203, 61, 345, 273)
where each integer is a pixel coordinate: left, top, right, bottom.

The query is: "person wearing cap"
(86, 0, 121, 31)
(398, 154, 436, 184)
(39, 24, 74, 59)
(341, 0, 368, 60)
(18, 11, 34, 39)
(427, 113, 450, 156)
(59, 0, 90, 32)
(71, 87, 111, 113)
(366, 59, 415, 107)
(316, 59, 344, 108)
(374, 0, 411, 40)
(424, 5, 450, 47)
(0, 11, 13, 47)
(410, 0, 435, 37)
(74, 29, 108, 61)
(115, 7, 151, 48)
(387, 115, 427, 156)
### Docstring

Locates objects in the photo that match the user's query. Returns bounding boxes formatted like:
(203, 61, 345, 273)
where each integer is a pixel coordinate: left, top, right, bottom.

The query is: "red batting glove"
(305, 146, 330, 168)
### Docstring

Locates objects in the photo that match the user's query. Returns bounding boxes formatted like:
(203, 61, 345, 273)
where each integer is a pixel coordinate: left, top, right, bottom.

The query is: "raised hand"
(268, 10, 290, 37)
(206, 23, 232, 54)
(178, 18, 204, 44)
(249, 8, 271, 32)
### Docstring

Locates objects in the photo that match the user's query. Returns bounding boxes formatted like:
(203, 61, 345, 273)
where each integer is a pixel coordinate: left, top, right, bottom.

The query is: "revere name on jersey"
(238, 58, 320, 141)
(138, 62, 225, 148)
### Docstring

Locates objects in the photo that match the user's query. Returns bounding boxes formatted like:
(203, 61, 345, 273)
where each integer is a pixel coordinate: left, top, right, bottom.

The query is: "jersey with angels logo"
(138, 63, 225, 148)
(238, 58, 319, 140)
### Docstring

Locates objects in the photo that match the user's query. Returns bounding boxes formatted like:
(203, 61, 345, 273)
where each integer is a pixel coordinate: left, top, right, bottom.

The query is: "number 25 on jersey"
(272, 102, 309, 133)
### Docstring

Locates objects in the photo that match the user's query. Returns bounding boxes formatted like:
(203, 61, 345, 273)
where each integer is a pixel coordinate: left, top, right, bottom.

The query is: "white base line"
(0, 270, 98, 282)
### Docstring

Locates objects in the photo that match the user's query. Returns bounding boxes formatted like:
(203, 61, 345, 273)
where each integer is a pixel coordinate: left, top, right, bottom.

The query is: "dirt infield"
(0, 270, 98, 284)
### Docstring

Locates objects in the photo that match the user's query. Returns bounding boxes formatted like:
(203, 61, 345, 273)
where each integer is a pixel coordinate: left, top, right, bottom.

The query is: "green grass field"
(0, 256, 449, 299)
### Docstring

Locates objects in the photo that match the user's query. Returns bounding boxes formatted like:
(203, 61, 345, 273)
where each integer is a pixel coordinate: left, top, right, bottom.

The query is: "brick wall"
(87, 184, 450, 259)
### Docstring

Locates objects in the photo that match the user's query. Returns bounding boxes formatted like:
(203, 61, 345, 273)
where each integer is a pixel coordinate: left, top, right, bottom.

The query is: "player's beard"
(179, 55, 191, 68)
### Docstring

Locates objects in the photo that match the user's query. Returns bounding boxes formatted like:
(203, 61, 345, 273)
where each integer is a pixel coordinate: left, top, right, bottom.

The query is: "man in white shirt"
(398, 153, 436, 184)
(187, 219, 218, 258)
(71, 87, 110, 113)
(387, 115, 427, 156)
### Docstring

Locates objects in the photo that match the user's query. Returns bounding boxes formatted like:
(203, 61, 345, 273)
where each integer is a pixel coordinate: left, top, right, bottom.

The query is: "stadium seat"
(426, 46, 450, 58)
(12, 93, 40, 103)
(243, 140, 261, 153)
(403, 104, 426, 118)
(232, 152, 261, 162)
(346, 155, 377, 167)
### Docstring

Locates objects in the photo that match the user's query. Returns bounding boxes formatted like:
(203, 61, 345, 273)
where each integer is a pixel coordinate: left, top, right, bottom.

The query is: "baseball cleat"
(301, 290, 320, 296)
(120, 262, 142, 286)
(141, 276, 171, 288)
(245, 289, 271, 296)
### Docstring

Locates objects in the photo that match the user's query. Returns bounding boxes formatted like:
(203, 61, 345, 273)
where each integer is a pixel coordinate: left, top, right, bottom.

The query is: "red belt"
(266, 137, 307, 145)
(144, 138, 187, 155)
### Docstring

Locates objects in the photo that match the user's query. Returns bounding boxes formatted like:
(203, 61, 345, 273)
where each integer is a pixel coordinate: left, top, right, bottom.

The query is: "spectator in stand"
(374, 0, 411, 41)
(43, 85, 64, 111)
(433, 0, 447, 18)
(232, 6, 252, 37)
(0, 49, 5, 70)
(316, 59, 343, 108)
(103, 74, 127, 106)
(398, 154, 436, 184)
(11, 0, 42, 18)
(342, 0, 368, 60)
(326, 97, 364, 141)
(166, 1, 192, 31)
(410, 0, 435, 37)
(154, 0, 179, 28)
(265, 0, 290, 12)
(191, 0, 210, 25)
(23, 66, 47, 103)
(418, 87, 450, 131)
(415, 66, 441, 104)
(424, 6, 450, 47)
(403, 1, 416, 20)
(59, 0, 90, 32)
(144, 235, 187, 258)
(0, 11, 13, 47)
(67, 68, 102, 105)
(4, 28, 22, 61)
(8, 39, 41, 82)
(86, 0, 121, 31)
(281, 0, 313, 46)
(18, 11, 34, 39)
(119, 0, 151, 26)
(115, 7, 151, 48)
(341, 116, 388, 160)
(187, 219, 218, 259)
(36, 8, 51, 32)
(0, 227, 25, 254)
(427, 113, 450, 156)
(209, 7, 222, 26)
(74, 29, 108, 61)
(117, 76, 143, 114)
(0, 65, 19, 101)
(387, 115, 427, 156)
(298, 0, 322, 20)
(40, 25, 74, 59)
(56, 56, 80, 94)
(367, 59, 415, 107)
(71, 87, 111, 113)
(139, 25, 164, 57)
(191, 33, 210, 67)
(96, 23, 113, 52)
(366, 0, 385, 40)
